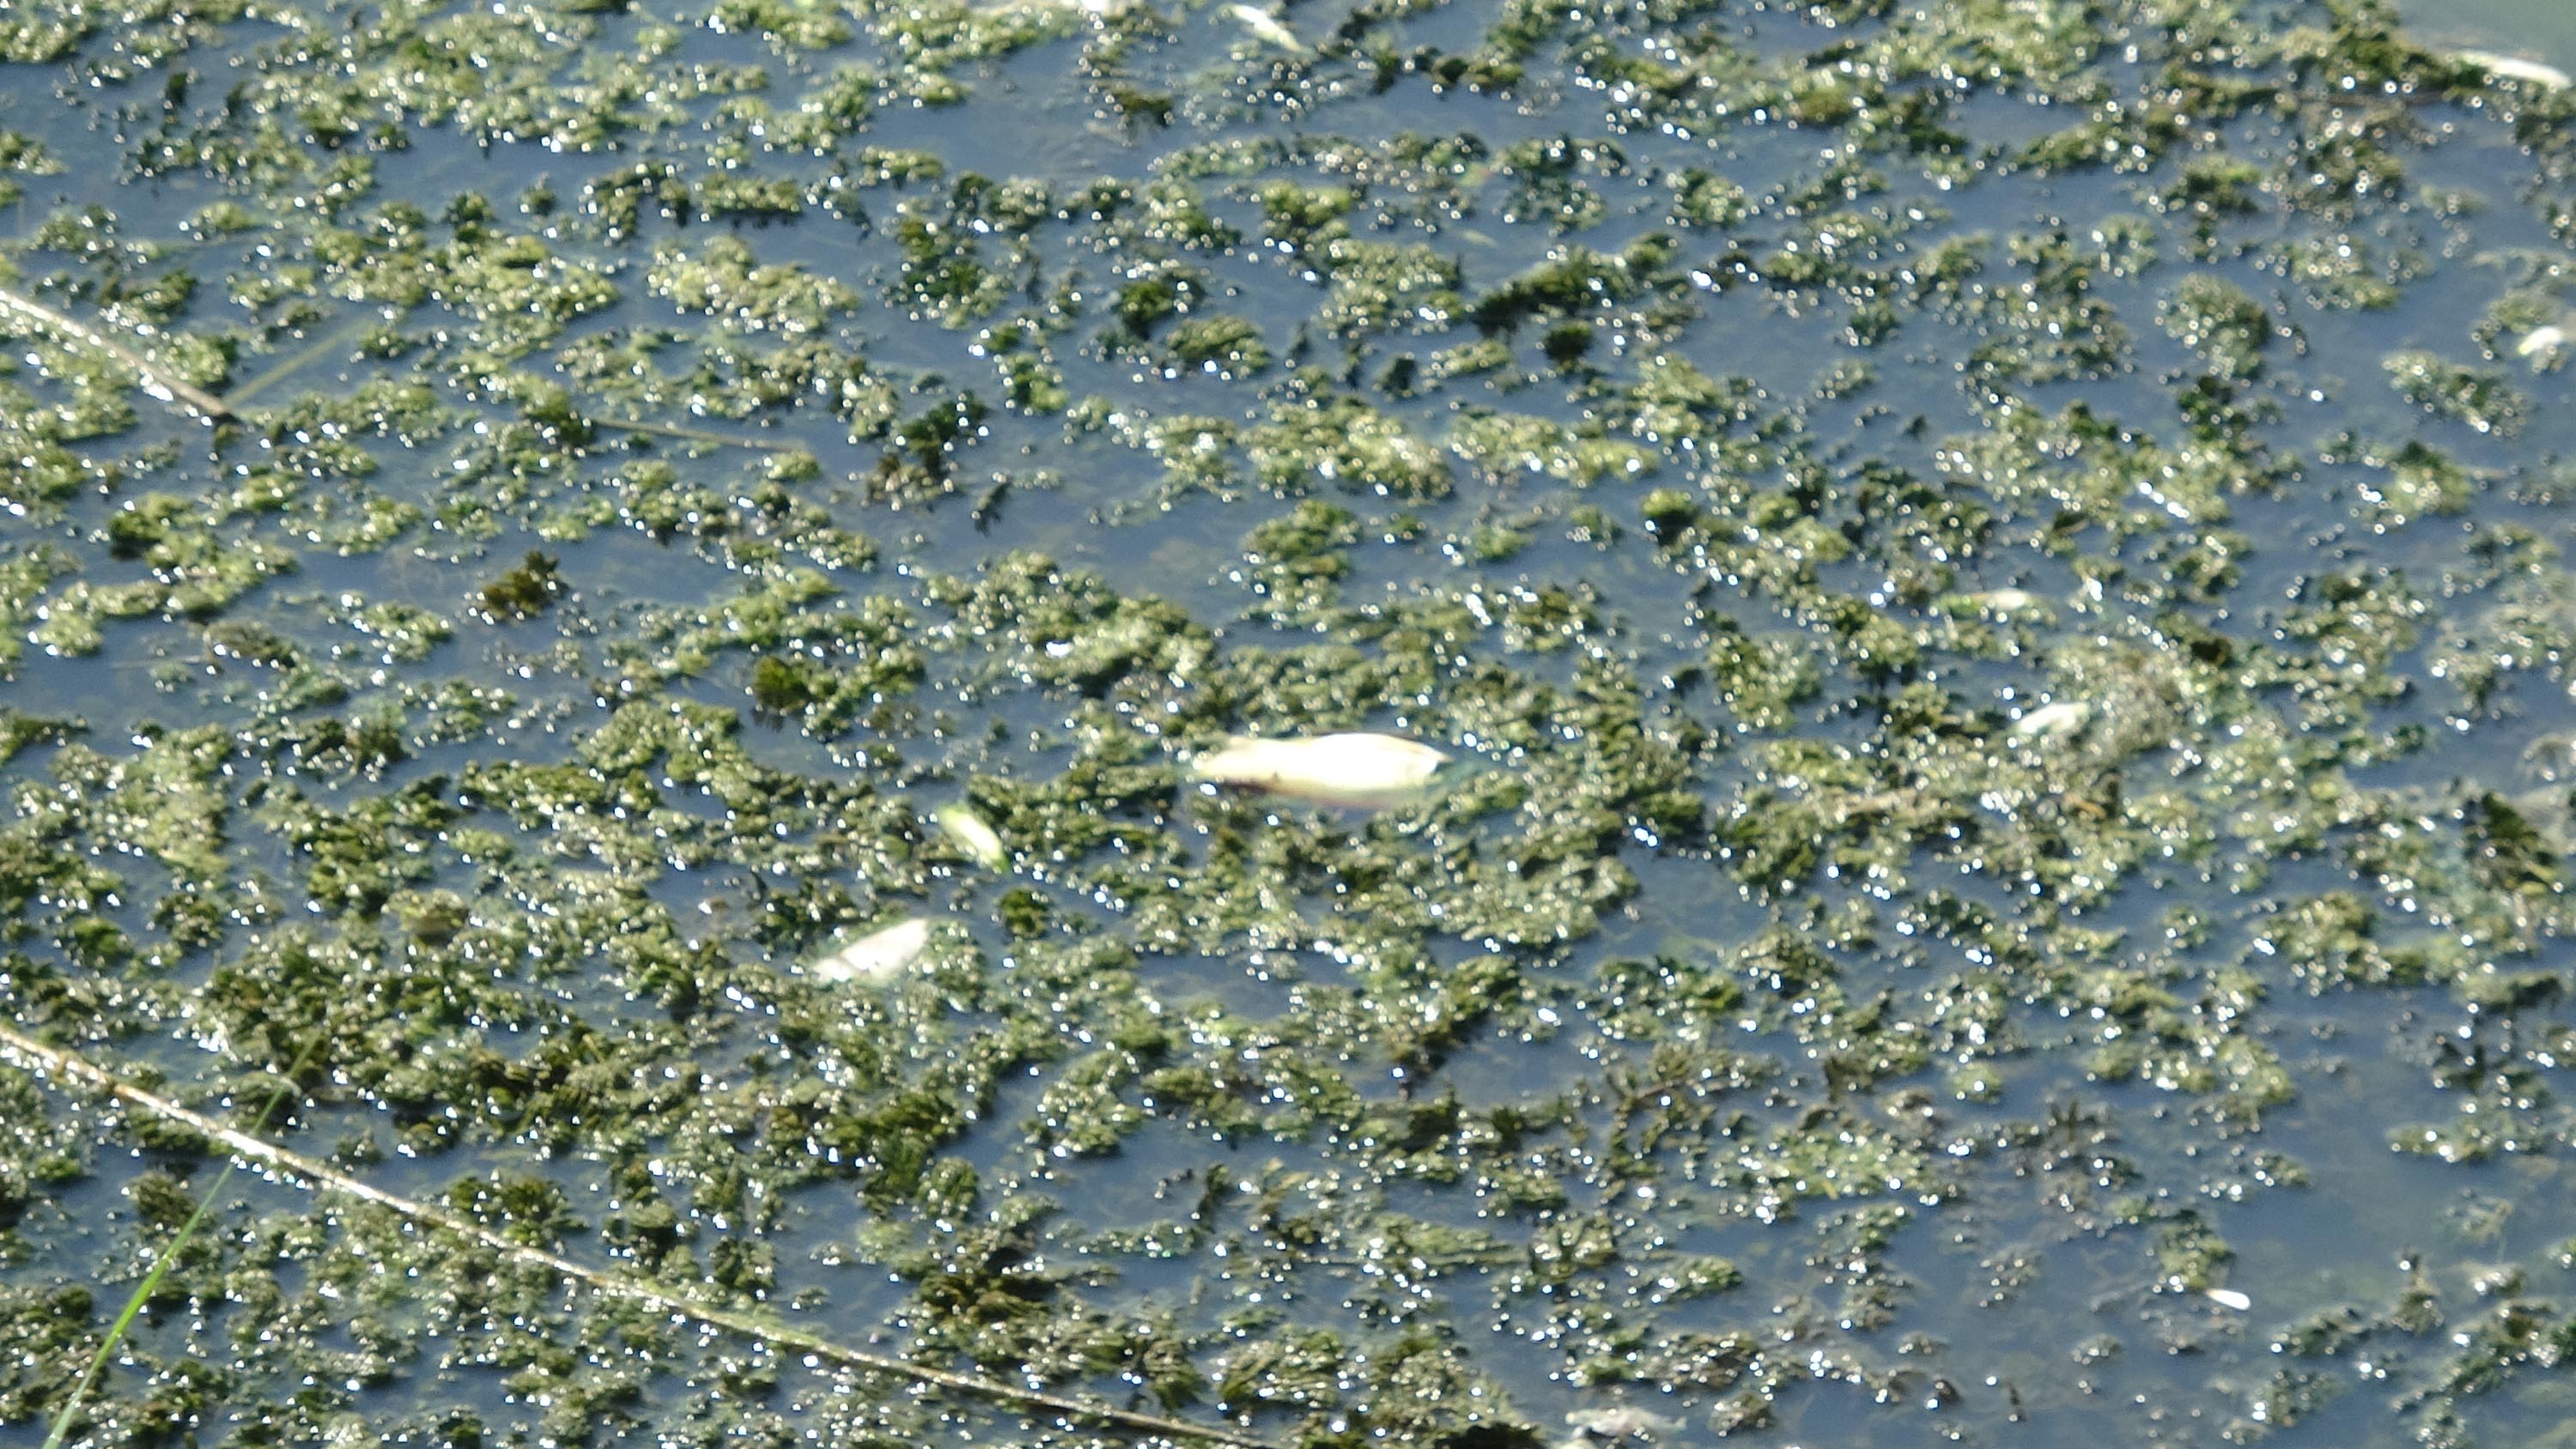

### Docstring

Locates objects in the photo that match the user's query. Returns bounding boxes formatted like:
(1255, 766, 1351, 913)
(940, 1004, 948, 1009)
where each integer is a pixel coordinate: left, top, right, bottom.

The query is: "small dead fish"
(934, 803, 1007, 870)
(1563, 1406, 1680, 1441)
(1228, 3, 1306, 51)
(1189, 732, 1449, 808)
(2517, 324, 2567, 367)
(808, 917, 932, 985)
(2456, 49, 2572, 88)
(2205, 1288, 2252, 1312)
(981, 0, 1124, 16)
(2011, 700, 2093, 742)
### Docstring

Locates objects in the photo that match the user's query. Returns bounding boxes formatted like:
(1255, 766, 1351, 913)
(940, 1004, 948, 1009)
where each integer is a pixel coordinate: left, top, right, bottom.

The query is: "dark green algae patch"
(10, 0, 2576, 1445)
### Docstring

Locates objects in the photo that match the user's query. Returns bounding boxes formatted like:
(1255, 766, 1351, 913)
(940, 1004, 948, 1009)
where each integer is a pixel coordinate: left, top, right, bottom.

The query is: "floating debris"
(984, 0, 1127, 17)
(2455, 50, 2572, 88)
(1188, 733, 1450, 808)
(13, 0, 2576, 1441)
(0, 1024, 1275, 1449)
(1561, 1406, 1680, 1443)
(0, 285, 235, 421)
(934, 803, 1008, 869)
(807, 918, 933, 984)
(2206, 1288, 2253, 1312)
(2010, 700, 2093, 742)
(1227, 3, 1306, 51)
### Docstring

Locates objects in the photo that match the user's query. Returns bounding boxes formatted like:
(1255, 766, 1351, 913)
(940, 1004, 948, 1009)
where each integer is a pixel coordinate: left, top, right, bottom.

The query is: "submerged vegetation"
(3, 0, 2576, 1446)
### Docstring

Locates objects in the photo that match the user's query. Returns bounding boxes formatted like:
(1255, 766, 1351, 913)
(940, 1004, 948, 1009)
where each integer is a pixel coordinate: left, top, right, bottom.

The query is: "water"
(2400, 0, 2576, 69)
(3, 0, 2576, 1446)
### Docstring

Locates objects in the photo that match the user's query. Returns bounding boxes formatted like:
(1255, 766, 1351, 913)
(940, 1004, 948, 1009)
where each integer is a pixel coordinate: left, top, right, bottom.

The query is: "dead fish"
(981, 0, 1126, 16)
(2011, 700, 2093, 742)
(2205, 1287, 2252, 1312)
(1947, 586, 2047, 620)
(2517, 324, 2567, 367)
(808, 917, 932, 985)
(1188, 732, 1450, 808)
(1228, 3, 1306, 51)
(1562, 1406, 1680, 1442)
(934, 803, 1007, 870)
(2455, 49, 2572, 89)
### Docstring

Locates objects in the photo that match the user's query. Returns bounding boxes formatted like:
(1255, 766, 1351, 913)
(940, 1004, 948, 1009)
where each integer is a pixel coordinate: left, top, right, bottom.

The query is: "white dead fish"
(2205, 1287, 2252, 1312)
(2517, 324, 2567, 367)
(981, 0, 1125, 16)
(1563, 1406, 1680, 1441)
(2011, 700, 2093, 742)
(1228, 3, 1306, 51)
(1975, 587, 2038, 613)
(1188, 733, 1450, 808)
(2456, 49, 2573, 89)
(808, 917, 933, 985)
(935, 803, 1007, 870)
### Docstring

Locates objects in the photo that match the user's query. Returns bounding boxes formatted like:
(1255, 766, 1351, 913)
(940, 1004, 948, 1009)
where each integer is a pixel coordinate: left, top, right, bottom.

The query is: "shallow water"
(4, 0, 2576, 1447)
(2400, 0, 2576, 68)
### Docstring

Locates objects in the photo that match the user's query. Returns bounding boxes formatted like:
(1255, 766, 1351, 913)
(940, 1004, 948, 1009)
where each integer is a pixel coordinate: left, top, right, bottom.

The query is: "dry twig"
(0, 1022, 1279, 1449)
(0, 287, 234, 421)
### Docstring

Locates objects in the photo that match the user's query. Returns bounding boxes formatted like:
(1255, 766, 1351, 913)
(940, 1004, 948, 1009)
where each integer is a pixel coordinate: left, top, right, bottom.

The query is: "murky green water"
(4, 1, 2576, 1447)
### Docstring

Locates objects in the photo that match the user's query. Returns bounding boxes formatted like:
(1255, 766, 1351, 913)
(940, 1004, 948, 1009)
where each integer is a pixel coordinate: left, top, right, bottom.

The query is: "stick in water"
(0, 287, 796, 452)
(0, 1023, 1279, 1449)
(0, 287, 234, 421)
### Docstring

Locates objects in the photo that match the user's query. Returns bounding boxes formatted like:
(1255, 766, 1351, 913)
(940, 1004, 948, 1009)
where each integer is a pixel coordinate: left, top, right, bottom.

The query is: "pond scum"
(6, 0, 2576, 1445)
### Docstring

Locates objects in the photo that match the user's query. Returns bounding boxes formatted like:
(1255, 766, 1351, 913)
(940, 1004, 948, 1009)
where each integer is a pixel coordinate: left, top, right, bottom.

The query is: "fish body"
(809, 917, 932, 984)
(2205, 1287, 2252, 1311)
(2518, 324, 2567, 367)
(1189, 732, 1449, 808)
(1562, 1406, 1680, 1441)
(1229, 3, 1306, 50)
(935, 803, 1008, 869)
(2457, 49, 2572, 88)
(2011, 700, 2092, 742)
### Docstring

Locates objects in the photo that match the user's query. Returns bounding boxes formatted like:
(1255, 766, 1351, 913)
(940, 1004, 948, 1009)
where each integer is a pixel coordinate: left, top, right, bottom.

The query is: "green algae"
(3, 0, 2576, 1446)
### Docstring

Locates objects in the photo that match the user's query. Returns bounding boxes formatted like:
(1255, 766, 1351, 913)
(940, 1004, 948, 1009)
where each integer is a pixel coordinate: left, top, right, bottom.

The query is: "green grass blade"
(41, 1155, 240, 1449)
(41, 1041, 319, 1449)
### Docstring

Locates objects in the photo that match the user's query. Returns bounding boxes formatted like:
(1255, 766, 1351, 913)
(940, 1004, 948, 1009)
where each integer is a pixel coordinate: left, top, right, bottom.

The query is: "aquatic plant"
(2, 0, 2576, 1446)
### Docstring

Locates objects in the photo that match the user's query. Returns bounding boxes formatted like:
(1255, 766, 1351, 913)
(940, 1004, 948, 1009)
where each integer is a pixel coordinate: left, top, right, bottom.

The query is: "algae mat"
(3, 1, 2576, 1447)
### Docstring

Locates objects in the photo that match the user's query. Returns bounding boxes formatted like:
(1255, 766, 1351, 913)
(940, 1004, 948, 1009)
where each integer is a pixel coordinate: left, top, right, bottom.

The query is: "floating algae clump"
(8, 0, 2576, 1446)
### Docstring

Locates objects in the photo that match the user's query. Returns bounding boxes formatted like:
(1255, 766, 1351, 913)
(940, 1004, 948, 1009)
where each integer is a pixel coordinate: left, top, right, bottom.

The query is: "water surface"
(1, 2, 2575, 1448)
(2402, 0, 2576, 67)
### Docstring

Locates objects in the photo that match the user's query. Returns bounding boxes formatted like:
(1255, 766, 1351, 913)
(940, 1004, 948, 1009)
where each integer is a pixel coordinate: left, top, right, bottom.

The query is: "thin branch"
(0, 288, 800, 454)
(0, 1023, 1279, 1449)
(222, 310, 388, 410)
(0, 287, 234, 421)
